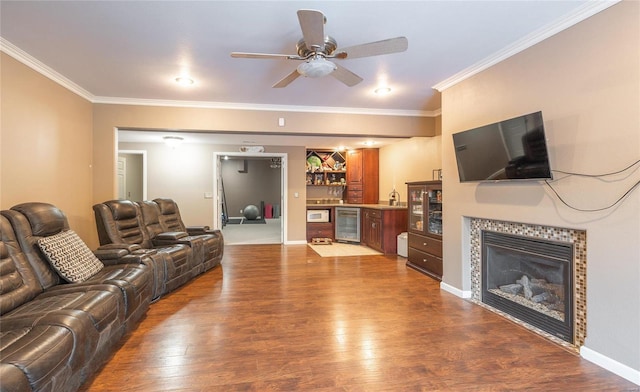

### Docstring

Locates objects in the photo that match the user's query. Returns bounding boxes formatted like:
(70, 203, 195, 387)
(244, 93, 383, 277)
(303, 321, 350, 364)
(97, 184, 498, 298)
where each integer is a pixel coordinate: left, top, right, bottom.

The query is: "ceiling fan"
(230, 9, 408, 88)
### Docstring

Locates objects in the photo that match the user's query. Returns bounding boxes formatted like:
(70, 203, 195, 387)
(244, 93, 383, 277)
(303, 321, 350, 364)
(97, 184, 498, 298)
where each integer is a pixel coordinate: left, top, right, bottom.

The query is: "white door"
(213, 154, 223, 229)
(117, 156, 127, 199)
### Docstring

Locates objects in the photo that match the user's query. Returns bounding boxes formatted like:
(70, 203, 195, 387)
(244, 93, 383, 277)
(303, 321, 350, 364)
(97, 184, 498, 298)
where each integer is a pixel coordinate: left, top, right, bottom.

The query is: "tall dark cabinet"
(406, 181, 443, 281)
(346, 149, 379, 204)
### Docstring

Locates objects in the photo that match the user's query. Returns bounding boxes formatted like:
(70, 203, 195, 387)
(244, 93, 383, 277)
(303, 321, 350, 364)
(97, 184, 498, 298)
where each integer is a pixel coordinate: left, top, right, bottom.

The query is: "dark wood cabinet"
(306, 207, 334, 242)
(406, 181, 442, 281)
(361, 208, 408, 254)
(346, 149, 379, 204)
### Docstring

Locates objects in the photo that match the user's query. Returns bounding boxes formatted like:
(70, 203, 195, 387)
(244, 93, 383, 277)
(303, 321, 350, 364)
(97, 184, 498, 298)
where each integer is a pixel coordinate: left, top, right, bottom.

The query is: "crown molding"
(92, 96, 439, 118)
(0, 37, 94, 101)
(432, 0, 620, 92)
(1, 36, 437, 118)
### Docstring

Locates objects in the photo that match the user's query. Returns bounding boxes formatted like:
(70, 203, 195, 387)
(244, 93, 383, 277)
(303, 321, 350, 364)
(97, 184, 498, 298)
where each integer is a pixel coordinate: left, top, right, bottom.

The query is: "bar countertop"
(306, 203, 407, 210)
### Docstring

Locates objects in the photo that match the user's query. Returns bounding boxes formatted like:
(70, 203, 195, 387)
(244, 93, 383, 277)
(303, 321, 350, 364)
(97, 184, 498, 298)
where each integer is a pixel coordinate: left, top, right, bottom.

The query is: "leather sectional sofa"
(93, 198, 223, 299)
(0, 200, 223, 392)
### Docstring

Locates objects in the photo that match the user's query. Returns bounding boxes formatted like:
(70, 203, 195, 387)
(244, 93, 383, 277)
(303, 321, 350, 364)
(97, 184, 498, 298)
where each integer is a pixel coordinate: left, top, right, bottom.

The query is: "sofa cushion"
(37, 230, 104, 283)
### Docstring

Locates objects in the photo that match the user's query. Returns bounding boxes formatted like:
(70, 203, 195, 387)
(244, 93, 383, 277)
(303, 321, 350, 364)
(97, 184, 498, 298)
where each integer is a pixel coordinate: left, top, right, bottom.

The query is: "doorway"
(213, 152, 287, 244)
(117, 150, 147, 201)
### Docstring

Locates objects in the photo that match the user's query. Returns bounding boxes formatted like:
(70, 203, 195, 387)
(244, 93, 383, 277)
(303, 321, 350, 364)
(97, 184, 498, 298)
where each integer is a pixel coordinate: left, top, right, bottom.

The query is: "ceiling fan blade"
(231, 52, 302, 60)
(297, 9, 325, 50)
(336, 37, 408, 59)
(331, 64, 363, 87)
(272, 69, 301, 88)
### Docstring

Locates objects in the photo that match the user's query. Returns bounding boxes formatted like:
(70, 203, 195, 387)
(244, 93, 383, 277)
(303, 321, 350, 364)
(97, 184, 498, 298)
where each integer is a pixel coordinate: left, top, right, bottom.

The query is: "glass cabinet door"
(408, 185, 426, 234)
(426, 188, 443, 236)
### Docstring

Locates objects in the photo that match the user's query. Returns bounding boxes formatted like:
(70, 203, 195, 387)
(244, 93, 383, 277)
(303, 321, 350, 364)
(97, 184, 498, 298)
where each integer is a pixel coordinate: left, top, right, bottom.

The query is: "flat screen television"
(452, 111, 552, 182)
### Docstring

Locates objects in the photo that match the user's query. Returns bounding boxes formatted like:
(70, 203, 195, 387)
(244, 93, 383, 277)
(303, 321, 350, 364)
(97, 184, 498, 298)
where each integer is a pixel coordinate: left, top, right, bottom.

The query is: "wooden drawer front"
(347, 190, 362, 203)
(408, 248, 443, 277)
(348, 184, 363, 191)
(307, 223, 334, 241)
(363, 208, 381, 219)
(408, 234, 442, 257)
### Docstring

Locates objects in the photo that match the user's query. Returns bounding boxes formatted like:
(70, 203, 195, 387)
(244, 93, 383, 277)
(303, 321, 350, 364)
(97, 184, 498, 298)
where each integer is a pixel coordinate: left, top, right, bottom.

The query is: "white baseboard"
(440, 282, 472, 299)
(580, 346, 640, 386)
(285, 240, 308, 245)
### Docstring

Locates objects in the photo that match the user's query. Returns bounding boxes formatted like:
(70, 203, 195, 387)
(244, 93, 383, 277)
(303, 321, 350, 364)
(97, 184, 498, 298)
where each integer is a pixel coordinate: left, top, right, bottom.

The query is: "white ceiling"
(0, 1, 616, 147)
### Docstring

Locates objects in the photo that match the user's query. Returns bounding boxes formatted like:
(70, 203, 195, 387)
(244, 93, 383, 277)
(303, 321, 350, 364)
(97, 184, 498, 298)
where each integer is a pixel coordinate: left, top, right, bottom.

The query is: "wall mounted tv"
(452, 111, 552, 182)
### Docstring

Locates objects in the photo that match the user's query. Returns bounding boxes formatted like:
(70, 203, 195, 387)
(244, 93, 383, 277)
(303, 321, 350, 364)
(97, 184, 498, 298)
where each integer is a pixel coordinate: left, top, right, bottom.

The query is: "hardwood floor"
(80, 244, 637, 391)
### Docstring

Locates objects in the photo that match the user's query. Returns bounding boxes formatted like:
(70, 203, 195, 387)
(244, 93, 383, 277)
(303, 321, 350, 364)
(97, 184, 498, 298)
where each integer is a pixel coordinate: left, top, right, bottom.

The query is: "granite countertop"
(306, 203, 407, 210)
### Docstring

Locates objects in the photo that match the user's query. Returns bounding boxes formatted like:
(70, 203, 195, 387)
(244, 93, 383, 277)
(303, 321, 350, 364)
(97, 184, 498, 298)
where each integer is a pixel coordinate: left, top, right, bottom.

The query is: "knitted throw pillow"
(37, 229, 104, 283)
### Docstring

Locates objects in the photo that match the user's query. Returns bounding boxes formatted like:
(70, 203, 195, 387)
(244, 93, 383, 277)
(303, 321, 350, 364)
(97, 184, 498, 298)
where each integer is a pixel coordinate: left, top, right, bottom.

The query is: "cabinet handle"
(423, 242, 427, 246)
(372, 223, 376, 228)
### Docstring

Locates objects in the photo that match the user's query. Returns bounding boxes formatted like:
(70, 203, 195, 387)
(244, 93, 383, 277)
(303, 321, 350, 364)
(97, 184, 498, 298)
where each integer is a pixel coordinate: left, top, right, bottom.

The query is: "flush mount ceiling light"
(297, 57, 337, 78)
(374, 87, 391, 95)
(175, 77, 194, 86)
(362, 140, 376, 146)
(163, 136, 184, 148)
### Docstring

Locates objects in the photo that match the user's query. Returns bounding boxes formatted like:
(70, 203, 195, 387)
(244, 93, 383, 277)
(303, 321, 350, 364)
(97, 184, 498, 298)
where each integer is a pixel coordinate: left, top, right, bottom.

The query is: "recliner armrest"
(155, 231, 188, 241)
(94, 247, 129, 261)
(94, 244, 149, 265)
(97, 243, 142, 252)
(186, 226, 210, 235)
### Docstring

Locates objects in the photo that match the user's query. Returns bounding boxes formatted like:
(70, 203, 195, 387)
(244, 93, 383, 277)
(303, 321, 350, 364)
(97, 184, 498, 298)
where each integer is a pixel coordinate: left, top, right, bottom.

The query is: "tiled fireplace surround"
(467, 217, 587, 351)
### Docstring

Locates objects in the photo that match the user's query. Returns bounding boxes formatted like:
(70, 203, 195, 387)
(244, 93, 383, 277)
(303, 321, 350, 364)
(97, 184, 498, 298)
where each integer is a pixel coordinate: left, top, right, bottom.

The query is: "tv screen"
(452, 111, 552, 182)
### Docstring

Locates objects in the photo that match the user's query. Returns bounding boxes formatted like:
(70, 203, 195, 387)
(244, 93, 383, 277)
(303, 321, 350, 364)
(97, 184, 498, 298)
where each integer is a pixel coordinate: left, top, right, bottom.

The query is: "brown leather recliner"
(0, 203, 153, 392)
(152, 198, 223, 271)
(93, 200, 195, 296)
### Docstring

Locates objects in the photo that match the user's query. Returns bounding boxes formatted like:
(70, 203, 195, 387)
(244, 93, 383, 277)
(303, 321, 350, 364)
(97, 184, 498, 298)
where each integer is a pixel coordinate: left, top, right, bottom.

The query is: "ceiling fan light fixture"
(297, 57, 336, 78)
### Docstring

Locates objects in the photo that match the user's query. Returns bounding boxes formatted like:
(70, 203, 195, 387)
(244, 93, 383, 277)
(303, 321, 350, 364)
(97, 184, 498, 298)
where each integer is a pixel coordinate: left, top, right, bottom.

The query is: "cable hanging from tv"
(551, 158, 640, 178)
(545, 158, 640, 212)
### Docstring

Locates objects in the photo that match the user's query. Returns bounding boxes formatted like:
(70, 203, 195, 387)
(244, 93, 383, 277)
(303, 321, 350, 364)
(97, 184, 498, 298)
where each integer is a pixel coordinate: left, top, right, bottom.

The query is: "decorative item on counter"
(389, 188, 399, 206)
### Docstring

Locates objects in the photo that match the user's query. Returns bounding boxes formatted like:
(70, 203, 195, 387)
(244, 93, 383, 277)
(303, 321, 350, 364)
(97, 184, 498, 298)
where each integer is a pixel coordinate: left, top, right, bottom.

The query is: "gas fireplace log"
(532, 292, 551, 303)
(517, 275, 533, 300)
(499, 283, 523, 295)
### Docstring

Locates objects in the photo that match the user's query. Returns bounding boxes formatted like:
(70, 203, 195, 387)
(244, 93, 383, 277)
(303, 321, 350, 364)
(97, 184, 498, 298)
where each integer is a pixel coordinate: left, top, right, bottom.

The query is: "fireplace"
(482, 231, 573, 343)
(469, 218, 586, 350)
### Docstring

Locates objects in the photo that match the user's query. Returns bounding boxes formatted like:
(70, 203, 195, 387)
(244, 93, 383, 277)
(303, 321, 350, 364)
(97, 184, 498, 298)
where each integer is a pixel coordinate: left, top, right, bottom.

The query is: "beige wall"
(441, 1, 639, 370)
(379, 136, 442, 203)
(0, 53, 95, 242)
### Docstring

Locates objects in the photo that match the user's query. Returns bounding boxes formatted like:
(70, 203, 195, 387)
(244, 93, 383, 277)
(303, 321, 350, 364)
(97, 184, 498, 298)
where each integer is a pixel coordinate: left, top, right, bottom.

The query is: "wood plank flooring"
(79, 244, 638, 391)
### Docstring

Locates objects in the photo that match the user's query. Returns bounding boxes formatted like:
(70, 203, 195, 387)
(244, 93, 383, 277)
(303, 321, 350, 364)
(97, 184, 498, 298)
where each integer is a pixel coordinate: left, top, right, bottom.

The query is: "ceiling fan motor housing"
(296, 36, 337, 57)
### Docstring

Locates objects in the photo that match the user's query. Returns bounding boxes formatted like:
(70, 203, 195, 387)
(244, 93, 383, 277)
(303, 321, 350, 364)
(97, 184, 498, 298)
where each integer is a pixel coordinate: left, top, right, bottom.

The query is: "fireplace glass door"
(482, 231, 574, 343)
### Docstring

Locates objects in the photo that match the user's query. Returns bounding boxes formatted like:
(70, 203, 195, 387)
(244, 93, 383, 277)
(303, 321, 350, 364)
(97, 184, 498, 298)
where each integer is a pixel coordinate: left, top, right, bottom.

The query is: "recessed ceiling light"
(374, 87, 391, 95)
(362, 141, 376, 146)
(175, 77, 194, 86)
